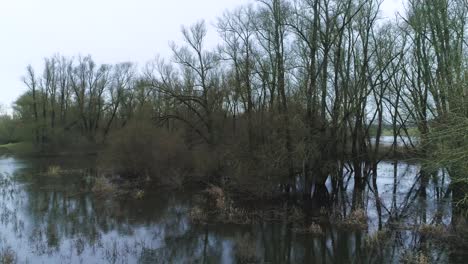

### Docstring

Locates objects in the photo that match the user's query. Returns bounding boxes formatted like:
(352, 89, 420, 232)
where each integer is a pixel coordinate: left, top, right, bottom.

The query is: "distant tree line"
(12, 0, 467, 201)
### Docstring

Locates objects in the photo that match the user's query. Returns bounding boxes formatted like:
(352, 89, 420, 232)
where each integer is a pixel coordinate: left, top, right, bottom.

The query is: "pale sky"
(0, 0, 405, 110)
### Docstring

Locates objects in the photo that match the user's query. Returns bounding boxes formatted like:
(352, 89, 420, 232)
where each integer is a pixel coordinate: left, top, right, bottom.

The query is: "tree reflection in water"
(0, 156, 464, 263)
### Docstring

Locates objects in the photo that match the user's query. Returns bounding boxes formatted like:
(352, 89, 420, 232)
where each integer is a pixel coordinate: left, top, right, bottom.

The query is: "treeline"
(12, 0, 467, 199)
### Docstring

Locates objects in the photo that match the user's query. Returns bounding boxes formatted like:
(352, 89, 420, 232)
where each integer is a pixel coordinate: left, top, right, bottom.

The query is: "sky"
(0, 0, 406, 111)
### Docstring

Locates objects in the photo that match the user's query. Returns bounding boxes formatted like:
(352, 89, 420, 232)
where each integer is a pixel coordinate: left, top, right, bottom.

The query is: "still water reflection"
(0, 156, 463, 263)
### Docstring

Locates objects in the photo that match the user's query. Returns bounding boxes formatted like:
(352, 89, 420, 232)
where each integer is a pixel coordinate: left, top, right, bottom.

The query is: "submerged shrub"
(46, 165, 61, 177)
(365, 230, 389, 249)
(189, 186, 254, 225)
(134, 190, 145, 199)
(205, 185, 225, 210)
(189, 206, 207, 223)
(0, 247, 17, 264)
(92, 176, 116, 194)
(401, 251, 430, 264)
(418, 224, 448, 239)
(339, 208, 368, 229)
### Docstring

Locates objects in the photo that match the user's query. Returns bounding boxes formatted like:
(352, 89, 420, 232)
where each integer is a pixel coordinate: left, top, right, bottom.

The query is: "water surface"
(0, 156, 463, 263)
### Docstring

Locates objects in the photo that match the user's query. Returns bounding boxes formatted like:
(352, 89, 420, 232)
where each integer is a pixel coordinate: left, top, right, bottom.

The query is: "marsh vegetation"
(1, 0, 467, 262)
(0, 156, 464, 263)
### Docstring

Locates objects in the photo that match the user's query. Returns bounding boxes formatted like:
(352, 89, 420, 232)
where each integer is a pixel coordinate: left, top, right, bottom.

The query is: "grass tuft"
(0, 247, 17, 264)
(46, 165, 61, 177)
(92, 176, 116, 194)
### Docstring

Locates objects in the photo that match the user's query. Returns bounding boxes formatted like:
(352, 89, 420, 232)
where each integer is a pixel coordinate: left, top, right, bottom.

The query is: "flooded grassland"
(0, 156, 466, 264)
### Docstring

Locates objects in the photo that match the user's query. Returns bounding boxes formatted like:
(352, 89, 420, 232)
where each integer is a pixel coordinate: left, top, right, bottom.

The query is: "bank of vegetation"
(5, 0, 467, 208)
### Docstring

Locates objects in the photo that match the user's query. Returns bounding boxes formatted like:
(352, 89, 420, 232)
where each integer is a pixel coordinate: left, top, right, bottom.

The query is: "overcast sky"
(0, 0, 405, 110)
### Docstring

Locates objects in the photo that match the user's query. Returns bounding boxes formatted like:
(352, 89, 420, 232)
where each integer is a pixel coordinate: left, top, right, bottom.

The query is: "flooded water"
(0, 156, 465, 263)
(370, 136, 419, 147)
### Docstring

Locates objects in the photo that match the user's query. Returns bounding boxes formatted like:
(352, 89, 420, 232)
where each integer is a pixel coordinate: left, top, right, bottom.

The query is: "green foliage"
(427, 114, 468, 207)
(427, 115, 468, 176)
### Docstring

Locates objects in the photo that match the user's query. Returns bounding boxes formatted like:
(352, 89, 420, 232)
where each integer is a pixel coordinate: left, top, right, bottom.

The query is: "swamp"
(0, 0, 467, 263)
(0, 152, 465, 263)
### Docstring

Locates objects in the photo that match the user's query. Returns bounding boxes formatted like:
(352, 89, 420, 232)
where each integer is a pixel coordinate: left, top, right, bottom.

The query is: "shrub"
(189, 186, 254, 225)
(101, 122, 190, 186)
(46, 165, 61, 177)
(401, 251, 430, 264)
(92, 176, 116, 194)
(365, 230, 389, 249)
(0, 247, 17, 264)
(339, 208, 368, 229)
(205, 185, 225, 209)
(418, 224, 448, 239)
(189, 206, 207, 223)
